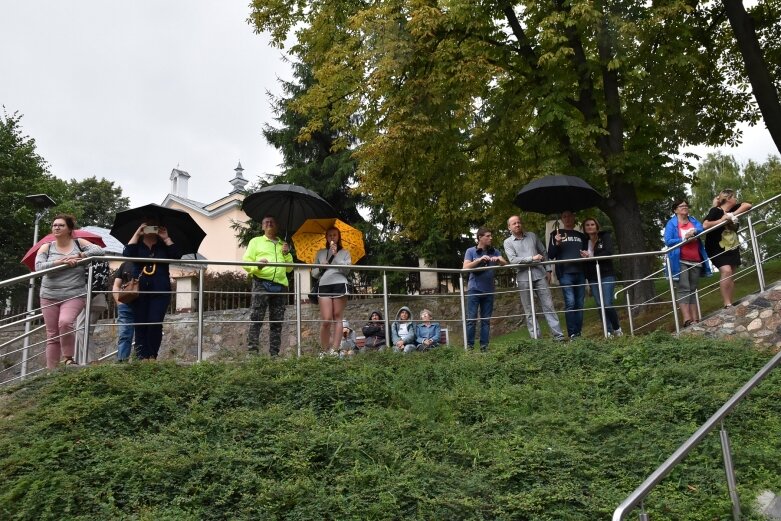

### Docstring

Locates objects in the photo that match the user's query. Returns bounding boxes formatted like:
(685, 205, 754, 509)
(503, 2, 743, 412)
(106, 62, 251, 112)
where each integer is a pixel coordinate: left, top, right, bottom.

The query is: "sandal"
(63, 357, 77, 366)
(683, 320, 693, 327)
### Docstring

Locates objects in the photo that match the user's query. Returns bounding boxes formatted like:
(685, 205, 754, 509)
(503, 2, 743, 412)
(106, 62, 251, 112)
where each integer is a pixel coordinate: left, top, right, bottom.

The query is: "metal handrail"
(612, 347, 781, 520)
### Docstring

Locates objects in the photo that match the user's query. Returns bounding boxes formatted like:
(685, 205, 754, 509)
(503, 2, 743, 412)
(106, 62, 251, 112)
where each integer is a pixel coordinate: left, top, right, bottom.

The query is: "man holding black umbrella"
(243, 215, 294, 357)
(548, 210, 588, 340)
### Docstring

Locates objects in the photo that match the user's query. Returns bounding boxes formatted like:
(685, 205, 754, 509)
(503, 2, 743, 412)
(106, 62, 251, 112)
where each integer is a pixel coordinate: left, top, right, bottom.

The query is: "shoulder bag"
(117, 278, 140, 304)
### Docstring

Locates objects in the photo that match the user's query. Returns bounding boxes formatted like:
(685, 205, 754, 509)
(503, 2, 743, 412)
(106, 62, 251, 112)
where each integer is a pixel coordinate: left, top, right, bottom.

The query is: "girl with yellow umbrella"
(311, 227, 353, 355)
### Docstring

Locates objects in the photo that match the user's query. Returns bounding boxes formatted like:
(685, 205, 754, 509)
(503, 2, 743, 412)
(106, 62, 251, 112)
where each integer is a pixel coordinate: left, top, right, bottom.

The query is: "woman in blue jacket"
(664, 200, 711, 327)
(123, 221, 181, 360)
(415, 309, 441, 351)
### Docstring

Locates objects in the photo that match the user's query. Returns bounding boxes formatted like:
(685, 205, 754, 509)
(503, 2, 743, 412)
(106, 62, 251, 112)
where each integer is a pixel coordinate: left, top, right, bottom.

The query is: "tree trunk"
(723, 0, 781, 155)
(604, 179, 656, 310)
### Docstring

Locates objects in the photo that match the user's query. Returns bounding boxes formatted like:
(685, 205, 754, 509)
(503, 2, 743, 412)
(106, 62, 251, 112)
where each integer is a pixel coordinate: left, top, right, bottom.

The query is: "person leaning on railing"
(35, 214, 106, 368)
(243, 215, 293, 357)
(702, 189, 752, 309)
(581, 217, 623, 337)
(663, 199, 712, 327)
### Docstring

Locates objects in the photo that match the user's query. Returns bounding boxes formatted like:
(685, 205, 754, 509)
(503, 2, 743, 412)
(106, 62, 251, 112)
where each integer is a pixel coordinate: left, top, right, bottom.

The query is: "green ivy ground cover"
(1, 332, 780, 520)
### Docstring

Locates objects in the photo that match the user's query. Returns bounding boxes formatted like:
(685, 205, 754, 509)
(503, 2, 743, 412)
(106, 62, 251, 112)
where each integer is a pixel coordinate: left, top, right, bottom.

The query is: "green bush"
(1, 333, 780, 520)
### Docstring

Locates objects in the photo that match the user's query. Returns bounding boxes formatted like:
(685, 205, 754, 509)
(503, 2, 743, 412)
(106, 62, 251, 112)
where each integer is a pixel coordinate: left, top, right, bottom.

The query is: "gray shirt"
(35, 240, 105, 300)
(503, 232, 549, 282)
(311, 247, 352, 285)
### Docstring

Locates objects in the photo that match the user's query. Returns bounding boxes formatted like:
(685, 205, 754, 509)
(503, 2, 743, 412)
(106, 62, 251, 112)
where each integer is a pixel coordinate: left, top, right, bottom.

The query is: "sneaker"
(553, 335, 565, 342)
(569, 334, 581, 341)
(613, 328, 623, 337)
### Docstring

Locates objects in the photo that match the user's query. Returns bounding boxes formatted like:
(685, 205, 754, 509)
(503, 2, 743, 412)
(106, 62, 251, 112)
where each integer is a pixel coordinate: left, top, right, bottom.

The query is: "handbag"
(117, 278, 140, 304)
(308, 280, 320, 305)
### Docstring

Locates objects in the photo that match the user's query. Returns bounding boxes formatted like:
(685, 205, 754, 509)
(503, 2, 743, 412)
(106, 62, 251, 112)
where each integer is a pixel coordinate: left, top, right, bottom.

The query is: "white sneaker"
(613, 328, 623, 337)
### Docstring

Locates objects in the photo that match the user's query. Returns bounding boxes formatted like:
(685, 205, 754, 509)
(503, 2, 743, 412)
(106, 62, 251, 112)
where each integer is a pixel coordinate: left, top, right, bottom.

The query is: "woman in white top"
(311, 227, 352, 354)
(35, 214, 105, 368)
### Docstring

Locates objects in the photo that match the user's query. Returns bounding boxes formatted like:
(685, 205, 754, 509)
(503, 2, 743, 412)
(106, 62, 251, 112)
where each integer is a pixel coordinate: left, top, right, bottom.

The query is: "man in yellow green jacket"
(243, 215, 294, 356)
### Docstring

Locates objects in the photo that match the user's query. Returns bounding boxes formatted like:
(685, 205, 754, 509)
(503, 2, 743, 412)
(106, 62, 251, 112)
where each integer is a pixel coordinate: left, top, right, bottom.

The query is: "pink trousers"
(40, 297, 86, 369)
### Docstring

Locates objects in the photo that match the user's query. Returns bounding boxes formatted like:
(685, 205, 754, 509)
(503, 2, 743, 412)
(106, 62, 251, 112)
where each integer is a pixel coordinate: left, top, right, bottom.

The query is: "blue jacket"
(663, 215, 712, 280)
(415, 322, 441, 347)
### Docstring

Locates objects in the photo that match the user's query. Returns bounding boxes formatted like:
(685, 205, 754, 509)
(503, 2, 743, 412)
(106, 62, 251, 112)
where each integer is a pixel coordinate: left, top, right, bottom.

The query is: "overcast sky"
(1, 1, 778, 209)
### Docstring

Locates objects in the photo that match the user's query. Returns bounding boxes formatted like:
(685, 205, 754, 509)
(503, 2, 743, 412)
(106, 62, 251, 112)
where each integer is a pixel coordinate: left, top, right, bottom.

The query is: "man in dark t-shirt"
(548, 210, 587, 339)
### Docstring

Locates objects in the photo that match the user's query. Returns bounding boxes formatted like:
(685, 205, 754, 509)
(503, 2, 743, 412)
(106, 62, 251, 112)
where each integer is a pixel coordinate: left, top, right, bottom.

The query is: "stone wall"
(87, 293, 526, 361)
(687, 281, 781, 349)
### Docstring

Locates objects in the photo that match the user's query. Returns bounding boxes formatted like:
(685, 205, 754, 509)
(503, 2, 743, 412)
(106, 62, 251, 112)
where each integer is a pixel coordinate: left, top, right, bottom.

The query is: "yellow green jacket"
(243, 235, 294, 286)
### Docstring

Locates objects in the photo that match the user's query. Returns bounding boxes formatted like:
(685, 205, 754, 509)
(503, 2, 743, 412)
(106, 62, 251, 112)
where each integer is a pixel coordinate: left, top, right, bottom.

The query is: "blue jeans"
(116, 303, 134, 360)
(466, 290, 494, 350)
(558, 272, 585, 337)
(588, 275, 620, 333)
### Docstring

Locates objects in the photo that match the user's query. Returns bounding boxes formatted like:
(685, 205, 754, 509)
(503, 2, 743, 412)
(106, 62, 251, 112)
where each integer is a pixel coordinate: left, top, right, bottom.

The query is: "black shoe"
(247, 347, 259, 353)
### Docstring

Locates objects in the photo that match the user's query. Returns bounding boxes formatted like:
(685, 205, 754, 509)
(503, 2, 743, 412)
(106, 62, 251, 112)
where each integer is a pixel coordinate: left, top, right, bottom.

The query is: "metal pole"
(22, 211, 44, 378)
(197, 269, 204, 361)
(82, 263, 94, 364)
(595, 262, 608, 338)
(666, 261, 681, 335)
(720, 423, 742, 521)
(625, 294, 634, 336)
(382, 271, 391, 347)
(459, 274, 468, 350)
(527, 269, 538, 339)
(294, 270, 301, 358)
(747, 216, 765, 292)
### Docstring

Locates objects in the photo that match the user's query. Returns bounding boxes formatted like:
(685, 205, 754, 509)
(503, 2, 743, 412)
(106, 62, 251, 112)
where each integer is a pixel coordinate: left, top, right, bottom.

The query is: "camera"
(143, 225, 159, 234)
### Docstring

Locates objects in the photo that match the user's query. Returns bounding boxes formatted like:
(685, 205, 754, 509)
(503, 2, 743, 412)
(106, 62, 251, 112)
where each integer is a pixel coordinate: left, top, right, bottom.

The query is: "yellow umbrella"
(292, 218, 365, 265)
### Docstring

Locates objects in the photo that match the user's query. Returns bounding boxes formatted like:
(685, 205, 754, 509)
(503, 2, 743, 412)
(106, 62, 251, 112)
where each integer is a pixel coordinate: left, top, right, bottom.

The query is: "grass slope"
(2, 333, 781, 520)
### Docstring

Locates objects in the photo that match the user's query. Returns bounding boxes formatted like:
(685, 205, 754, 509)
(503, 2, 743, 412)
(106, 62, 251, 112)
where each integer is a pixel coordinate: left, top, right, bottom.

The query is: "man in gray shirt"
(503, 215, 564, 340)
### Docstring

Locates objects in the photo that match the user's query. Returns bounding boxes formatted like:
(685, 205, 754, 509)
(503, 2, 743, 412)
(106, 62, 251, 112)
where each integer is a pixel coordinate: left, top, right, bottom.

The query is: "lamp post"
(21, 194, 56, 378)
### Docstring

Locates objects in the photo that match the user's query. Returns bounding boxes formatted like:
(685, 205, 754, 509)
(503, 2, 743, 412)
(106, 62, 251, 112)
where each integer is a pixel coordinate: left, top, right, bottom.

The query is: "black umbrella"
(242, 184, 336, 238)
(110, 203, 206, 256)
(514, 175, 602, 214)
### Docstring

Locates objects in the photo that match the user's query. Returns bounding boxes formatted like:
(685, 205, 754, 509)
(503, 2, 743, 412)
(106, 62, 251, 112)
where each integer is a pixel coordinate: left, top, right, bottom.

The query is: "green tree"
(263, 59, 363, 225)
(65, 176, 130, 228)
(0, 111, 65, 310)
(249, 0, 760, 303)
(689, 153, 743, 220)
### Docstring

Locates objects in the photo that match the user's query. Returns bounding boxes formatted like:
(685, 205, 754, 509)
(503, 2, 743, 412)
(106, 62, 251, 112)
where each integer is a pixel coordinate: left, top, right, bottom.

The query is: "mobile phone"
(143, 225, 159, 234)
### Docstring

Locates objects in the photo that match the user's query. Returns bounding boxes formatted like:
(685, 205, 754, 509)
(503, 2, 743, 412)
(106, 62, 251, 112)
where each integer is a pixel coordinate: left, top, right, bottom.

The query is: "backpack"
(73, 240, 112, 293)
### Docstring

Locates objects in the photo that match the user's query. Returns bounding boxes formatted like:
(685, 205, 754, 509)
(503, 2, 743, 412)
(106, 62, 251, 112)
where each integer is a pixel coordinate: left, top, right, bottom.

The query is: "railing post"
(527, 268, 538, 338)
(720, 423, 742, 521)
(665, 261, 681, 335)
(747, 216, 765, 293)
(595, 262, 608, 338)
(625, 293, 634, 337)
(382, 271, 391, 347)
(294, 270, 302, 358)
(21, 275, 35, 379)
(197, 269, 204, 362)
(459, 274, 468, 350)
(81, 263, 94, 364)
(694, 288, 702, 323)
